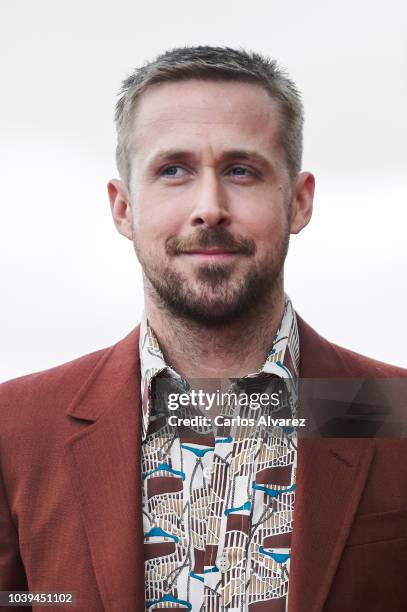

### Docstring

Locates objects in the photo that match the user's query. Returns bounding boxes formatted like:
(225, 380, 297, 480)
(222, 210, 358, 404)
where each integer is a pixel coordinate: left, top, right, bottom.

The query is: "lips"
(182, 249, 239, 255)
(181, 249, 241, 262)
(165, 228, 256, 258)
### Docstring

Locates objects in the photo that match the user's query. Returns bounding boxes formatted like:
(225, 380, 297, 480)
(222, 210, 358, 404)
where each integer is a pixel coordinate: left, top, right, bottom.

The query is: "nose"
(189, 170, 231, 228)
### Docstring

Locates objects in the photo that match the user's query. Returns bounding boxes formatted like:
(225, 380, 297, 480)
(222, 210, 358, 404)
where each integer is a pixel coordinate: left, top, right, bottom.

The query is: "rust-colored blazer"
(1, 317, 407, 612)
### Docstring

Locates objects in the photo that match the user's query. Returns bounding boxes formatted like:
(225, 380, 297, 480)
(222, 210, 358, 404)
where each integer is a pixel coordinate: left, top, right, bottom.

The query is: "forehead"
(129, 79, 283, 159)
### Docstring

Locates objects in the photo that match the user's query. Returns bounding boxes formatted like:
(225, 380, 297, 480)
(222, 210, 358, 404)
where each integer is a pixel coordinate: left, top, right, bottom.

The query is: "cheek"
(239, 209, 288, 244)
(133, 206, 182, 251)
(132, 183, 189, 234)
(232, 184, 288, 227)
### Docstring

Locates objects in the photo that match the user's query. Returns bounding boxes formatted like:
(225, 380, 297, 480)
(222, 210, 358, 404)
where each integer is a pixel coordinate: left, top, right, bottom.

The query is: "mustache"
(166, 227, 256, 256)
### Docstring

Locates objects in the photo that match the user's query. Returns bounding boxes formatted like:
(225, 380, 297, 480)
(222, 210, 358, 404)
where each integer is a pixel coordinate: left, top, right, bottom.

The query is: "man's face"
(109, 79, 313, 325)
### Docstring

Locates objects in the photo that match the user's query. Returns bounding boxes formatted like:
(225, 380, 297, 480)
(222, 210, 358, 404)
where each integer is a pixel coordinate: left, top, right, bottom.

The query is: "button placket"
(216, 552, 230, 573)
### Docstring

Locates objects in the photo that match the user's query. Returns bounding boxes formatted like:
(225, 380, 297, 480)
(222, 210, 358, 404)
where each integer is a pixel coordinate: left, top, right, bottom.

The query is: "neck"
(144, 282, 286, 379)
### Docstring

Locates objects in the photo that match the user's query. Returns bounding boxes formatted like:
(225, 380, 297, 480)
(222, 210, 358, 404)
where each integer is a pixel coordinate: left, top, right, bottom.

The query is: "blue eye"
(162, 165, 187, 177)
(230, 166, 252, 176)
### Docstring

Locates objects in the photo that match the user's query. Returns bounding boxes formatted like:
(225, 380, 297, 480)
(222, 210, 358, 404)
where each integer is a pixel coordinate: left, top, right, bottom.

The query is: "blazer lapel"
(288, 316, 375, 612)
(288, 438, 374, 612)
(65, 327, 145, 611)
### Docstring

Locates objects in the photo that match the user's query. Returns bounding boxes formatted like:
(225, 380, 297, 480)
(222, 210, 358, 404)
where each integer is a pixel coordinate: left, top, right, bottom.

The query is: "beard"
(135, 225, 290, 327)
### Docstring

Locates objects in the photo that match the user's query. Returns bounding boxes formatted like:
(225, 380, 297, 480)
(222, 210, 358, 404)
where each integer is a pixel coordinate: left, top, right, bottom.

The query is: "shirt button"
(217, 553, 230, 572)
(203, 465, 214, 480)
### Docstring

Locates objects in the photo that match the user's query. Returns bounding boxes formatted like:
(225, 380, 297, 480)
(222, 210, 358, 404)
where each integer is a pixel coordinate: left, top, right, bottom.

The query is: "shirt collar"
(139, 295, 300, 441)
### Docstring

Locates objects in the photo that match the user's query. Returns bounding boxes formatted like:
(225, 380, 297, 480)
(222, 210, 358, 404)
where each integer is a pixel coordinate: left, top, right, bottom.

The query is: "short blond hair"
(115, 46, 304, 185)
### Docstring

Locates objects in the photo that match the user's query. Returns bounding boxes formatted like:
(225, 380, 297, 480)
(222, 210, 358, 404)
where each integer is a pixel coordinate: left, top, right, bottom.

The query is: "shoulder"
(0, 345, 113, 436)
(0, 326, 141, 423)
(296, 313, 407, 378)
(0, 326, 140, 485)
(1, 345, 111, 403)
(329, 340, 407, 378)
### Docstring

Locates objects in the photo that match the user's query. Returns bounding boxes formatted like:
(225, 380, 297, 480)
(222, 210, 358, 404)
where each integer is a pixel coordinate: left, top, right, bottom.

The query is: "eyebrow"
(146, 148, 274, 170)
(222, 149, 273, 168)
(147, 149, 193, 166)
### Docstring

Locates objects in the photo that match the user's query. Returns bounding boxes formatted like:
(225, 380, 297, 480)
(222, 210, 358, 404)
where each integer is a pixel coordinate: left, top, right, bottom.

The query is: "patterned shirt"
(140, 296, 300, 611)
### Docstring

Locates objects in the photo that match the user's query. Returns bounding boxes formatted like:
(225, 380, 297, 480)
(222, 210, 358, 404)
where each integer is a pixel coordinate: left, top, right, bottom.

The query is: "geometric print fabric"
(140, 296, 299, 611)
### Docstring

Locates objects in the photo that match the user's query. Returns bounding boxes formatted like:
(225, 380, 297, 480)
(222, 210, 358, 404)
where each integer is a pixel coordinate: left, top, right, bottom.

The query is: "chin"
(145, 259, 282, 326)
(164, 286, 261, 327)
(172, 303, 248, 327)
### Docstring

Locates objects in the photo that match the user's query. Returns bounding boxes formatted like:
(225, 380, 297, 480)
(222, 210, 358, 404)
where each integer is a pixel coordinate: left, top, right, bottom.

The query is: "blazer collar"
(65, 327, 145, 610)
(66, 327, 141, 422)
(65, 313, 354, 423)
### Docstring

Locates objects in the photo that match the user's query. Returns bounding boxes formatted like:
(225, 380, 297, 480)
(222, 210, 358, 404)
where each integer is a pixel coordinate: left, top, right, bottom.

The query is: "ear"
(107, 179, 133, 240)
(289, 171, 315, 234)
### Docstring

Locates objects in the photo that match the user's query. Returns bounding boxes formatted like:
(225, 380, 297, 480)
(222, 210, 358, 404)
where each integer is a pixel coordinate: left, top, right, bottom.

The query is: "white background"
(1, 0, 406, 381)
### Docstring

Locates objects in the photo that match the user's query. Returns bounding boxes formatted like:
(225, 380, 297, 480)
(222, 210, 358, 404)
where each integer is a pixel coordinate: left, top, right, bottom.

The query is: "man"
(1, 46, 406, 612)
